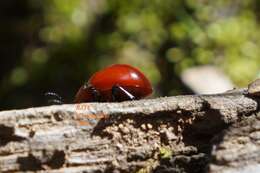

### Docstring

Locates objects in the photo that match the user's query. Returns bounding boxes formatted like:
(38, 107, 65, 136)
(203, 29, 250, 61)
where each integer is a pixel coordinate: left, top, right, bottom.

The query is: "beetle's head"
(74, 83, 100, 103)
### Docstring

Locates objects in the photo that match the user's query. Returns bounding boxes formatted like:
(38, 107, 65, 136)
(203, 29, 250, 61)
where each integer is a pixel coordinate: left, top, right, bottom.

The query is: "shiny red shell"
(74, 64, 152, 102)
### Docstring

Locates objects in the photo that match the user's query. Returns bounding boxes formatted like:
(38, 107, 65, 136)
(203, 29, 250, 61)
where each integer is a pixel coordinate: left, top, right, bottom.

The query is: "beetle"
(74, 64, 152, 102)
(45, 64, 152, 104)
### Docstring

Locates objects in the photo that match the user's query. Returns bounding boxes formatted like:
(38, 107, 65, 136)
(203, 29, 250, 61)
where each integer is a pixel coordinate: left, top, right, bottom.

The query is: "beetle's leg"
(112, 85, 135, 101)
(88, 85, 101, 101)
(44, 92, 63, 105)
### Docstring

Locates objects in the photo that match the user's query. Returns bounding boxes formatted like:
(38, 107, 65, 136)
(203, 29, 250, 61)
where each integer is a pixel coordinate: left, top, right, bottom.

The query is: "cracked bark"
(0, 89, 259, 173)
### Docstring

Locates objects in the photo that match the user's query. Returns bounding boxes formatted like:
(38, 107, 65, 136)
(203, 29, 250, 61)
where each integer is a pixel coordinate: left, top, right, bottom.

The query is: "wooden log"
(0, 89, 259, 172)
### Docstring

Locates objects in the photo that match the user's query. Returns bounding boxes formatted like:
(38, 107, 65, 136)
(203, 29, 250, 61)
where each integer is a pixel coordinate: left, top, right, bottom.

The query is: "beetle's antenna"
(47, 99, 63, 105)
(44, 92, 64, 105)
(44, 92, 62, 100)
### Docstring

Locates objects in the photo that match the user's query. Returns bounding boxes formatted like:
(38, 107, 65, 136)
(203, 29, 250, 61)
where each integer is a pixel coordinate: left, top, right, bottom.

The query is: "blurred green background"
(0, 0, 260, 110)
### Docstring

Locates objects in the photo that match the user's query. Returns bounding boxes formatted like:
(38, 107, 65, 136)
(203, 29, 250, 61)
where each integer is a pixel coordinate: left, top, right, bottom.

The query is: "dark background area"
(0, 0, 260, 110)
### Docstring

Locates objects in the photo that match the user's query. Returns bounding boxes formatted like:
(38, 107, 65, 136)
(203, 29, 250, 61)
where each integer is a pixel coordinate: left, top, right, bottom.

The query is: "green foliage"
(159, 147, 173, 159)
(1, 0, 260, 109)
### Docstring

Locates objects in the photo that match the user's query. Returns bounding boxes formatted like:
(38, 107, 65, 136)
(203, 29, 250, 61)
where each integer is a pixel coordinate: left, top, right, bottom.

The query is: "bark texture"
(0, 89, 259, 173)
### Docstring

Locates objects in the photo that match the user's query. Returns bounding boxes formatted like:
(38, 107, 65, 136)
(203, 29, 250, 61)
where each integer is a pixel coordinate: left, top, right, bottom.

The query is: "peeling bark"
(0, 89, 259, 172)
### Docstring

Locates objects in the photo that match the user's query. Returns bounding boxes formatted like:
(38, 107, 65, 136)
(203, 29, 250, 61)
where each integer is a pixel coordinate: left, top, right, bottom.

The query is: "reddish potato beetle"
(45, 64, 152, 104)
(74, 64, 153, 102)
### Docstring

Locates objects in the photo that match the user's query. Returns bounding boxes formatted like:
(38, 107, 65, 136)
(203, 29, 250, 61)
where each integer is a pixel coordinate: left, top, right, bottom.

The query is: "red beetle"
(74, 64, 153, 102)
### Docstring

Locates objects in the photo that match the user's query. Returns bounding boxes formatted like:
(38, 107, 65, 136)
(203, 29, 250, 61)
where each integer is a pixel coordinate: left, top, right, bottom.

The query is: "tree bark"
(0, 89, 259, 173)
